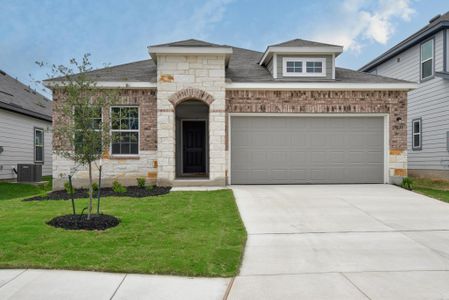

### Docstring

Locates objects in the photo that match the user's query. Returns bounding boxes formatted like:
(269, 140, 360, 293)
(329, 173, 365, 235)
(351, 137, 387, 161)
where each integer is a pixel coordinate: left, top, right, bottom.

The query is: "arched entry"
(175, 100, 209, 177)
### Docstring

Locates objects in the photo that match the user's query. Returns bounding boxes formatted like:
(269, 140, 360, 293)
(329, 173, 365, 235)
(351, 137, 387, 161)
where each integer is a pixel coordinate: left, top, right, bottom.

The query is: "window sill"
(109, 155, 140, 160)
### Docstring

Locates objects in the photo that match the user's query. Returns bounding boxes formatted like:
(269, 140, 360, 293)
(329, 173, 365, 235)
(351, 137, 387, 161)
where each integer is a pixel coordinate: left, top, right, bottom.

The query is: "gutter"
(0, 102, 52, 122)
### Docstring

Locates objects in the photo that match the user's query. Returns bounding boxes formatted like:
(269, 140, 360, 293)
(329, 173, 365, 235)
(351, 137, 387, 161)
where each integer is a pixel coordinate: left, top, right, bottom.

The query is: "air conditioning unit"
(17, 164, 42, 182)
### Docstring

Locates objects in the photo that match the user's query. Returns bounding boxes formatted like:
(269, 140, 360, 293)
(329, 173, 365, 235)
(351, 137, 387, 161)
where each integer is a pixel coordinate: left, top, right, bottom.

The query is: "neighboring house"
(0, 70, 52, 180)
(44, 39, 415, 190)
(360, 12, 449, 180)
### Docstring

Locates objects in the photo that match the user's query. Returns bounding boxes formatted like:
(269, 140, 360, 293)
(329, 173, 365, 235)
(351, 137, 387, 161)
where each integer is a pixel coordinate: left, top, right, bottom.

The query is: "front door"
(182, 121, 206, 174)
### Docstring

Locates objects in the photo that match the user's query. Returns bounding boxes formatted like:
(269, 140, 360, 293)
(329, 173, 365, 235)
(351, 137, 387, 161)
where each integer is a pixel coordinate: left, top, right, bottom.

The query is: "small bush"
(64, 181, 74, 194)
(91, 182, 99, 192)
(401, 177, 414, 190)
(112, 180, 127, 194)
(136, 177, 146, 189)
(146, 185, 154, 191)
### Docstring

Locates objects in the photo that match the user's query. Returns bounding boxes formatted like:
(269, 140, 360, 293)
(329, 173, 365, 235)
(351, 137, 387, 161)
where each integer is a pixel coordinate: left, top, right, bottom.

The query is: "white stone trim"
(43, 80, 157, 89)
(259, 45, 344, 65)
(228, 113, 390, 185)
(225, 82, 417, 91)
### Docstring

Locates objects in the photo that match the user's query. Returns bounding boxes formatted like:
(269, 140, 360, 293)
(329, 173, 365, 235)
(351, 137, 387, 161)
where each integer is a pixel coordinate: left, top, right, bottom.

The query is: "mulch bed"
(47, 214, 120, 231)
(24, 186, 171, 201)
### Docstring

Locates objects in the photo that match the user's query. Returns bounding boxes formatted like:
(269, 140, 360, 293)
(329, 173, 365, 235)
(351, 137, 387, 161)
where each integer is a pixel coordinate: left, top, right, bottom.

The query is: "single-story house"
(359, 11, 449, 180)
(0, 70, 52, 180)
(44, 39, 416, 189)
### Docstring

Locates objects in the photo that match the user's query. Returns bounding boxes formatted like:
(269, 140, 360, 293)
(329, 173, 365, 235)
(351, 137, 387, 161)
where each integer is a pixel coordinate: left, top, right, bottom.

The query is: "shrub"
(64, 181, 74, 194)
(112, 180, 127, 194)
(136, 177, 146, 189)
(146, 185, 154, 191)
(91, 182, 99, 192)
(401, 177, 414, 190)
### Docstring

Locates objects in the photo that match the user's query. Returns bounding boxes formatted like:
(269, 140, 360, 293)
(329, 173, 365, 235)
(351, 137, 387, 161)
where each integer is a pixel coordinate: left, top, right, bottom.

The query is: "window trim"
(412, 118, 422, 151)
(34, 127, 44, 163)
(420, 38, 435, 81)
(110, 105, 140, 157)
(282, 57, 326, 77)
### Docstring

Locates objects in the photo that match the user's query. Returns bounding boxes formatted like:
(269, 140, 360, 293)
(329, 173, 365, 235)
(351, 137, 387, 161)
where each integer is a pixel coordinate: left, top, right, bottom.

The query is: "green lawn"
(0, 187, 247, 277)
(0, 176, 52, 200)
(412, 177, 449, 204)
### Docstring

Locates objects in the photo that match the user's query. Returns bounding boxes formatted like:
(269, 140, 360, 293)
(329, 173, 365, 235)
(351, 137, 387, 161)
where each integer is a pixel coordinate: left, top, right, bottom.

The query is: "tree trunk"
(87, 161, 93, 220)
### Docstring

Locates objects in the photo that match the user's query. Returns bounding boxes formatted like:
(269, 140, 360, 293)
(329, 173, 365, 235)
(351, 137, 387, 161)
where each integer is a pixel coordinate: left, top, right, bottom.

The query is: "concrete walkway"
(0, 269, 230, 300)
(228, 184, 449, 299)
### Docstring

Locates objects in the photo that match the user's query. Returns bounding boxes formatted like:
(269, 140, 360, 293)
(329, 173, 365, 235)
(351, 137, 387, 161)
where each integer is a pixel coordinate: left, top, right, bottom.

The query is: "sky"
(1, 0, 448, 98)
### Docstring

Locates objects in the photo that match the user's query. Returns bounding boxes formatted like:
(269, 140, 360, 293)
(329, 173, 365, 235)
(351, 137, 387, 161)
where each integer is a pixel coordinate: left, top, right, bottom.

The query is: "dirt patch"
(47, 214, 120, 231)
(24, 186, 171, 201)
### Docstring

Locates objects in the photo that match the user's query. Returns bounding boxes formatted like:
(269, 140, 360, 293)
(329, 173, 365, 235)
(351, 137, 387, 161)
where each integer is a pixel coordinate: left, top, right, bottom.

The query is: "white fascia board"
(225, 82, 418, 91)
(259, 46, 344, 65)
(43, 80, 157, 89)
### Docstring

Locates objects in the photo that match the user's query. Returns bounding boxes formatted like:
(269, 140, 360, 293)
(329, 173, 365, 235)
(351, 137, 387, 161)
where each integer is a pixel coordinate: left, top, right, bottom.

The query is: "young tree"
(40, 55, 118, 220)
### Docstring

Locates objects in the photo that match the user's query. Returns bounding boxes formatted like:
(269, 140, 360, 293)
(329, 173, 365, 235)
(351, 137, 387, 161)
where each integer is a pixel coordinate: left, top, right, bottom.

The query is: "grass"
(411, 177, 449, 204)
(0, 176, 52, 200)
(0, 187, 247, 277)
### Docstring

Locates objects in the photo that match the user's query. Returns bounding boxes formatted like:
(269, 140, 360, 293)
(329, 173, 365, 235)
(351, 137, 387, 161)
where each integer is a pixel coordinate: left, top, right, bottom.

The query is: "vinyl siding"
(375, 30, 449, 171)
(0, 109, 52, 179)
(276, 54, 333, 80)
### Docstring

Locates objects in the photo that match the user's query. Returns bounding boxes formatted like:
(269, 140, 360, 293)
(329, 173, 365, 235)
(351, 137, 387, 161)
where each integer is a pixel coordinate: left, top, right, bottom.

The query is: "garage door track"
(228, 185, 449, 299)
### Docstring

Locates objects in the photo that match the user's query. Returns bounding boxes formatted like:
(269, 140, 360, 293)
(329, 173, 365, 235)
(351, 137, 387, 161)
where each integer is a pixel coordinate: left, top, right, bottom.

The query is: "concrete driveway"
(228, 185, 449, 300)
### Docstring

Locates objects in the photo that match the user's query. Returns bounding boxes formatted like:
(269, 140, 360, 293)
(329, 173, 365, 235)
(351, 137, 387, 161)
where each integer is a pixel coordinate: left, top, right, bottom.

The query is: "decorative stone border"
(168, 87, 215, 107)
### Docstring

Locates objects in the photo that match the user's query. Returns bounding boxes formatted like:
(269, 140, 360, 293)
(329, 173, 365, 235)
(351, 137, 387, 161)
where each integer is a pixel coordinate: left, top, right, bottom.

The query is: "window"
(283, 57, 326, 77)
(74, 107, 102, 154)
(111, 106, 139, 155)
(34, 128, 44, 163)
(412, 118, 422, 150)
(286, 61, 302, 73)
(306, 61, 323, 73)
(421, 39, 434, 80)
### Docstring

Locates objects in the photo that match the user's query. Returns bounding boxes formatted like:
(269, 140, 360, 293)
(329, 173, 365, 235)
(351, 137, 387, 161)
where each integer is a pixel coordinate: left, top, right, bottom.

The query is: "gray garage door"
(230, 116, 384, 184)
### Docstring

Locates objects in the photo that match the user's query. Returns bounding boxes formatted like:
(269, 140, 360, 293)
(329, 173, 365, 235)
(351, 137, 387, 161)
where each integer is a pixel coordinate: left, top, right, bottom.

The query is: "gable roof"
(45, 45, 410, 87)
(0, 70, 52, 122)
(359, 11, 449, 72)
(269, 38, 341, 48)
(150, 39, 226, 48)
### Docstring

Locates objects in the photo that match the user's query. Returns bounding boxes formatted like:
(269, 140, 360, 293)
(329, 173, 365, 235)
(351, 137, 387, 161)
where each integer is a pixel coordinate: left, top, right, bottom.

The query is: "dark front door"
(182, 121, 207, 174)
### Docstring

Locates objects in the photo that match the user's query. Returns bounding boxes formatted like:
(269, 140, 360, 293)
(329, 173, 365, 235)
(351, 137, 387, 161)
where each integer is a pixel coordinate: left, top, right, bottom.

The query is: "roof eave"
(259, 46, 344, 65)
(147, 46, 233, 66)
(0, 101, 52, 122)
(360, 21, 449, 72)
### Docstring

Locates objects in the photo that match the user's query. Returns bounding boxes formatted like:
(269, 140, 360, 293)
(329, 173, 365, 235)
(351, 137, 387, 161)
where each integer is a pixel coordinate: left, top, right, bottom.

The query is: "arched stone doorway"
(175, 100, 209, 178)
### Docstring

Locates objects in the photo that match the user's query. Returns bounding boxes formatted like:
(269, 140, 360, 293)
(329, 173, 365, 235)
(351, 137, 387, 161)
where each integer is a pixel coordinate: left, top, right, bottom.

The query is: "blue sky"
(1, 0, 448, 98)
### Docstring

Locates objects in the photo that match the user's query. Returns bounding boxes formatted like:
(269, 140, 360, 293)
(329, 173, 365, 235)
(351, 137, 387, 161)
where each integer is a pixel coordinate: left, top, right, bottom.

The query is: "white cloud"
(170, 0, 234, 40)
(310, 0, 415, 52)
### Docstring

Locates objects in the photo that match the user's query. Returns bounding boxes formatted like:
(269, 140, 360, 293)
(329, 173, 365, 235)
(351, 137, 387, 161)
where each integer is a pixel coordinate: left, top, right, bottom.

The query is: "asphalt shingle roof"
(269, 38, 342, 48)
(0, 70, 52, 121)
(150, 39, 227, 48)
(47, 39, 410, 85)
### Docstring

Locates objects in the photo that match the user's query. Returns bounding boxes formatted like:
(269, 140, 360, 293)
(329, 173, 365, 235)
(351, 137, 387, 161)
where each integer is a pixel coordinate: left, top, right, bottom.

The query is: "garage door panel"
(231, 116, 384, 184)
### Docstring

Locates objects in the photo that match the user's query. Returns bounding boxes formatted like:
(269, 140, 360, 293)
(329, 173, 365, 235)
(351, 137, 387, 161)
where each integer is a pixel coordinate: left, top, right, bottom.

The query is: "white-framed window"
(74, 107, 103, 154)
(421, 39, 434, 80)
(110, 106, 139, 155)
(412, 118, 422, 151)
(283, 57, 326, 77)
(34, 127, 44, 163)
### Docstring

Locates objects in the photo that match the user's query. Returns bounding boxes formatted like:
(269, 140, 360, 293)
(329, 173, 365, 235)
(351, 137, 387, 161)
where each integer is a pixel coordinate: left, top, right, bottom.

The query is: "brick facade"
(226, 90, 407, 150)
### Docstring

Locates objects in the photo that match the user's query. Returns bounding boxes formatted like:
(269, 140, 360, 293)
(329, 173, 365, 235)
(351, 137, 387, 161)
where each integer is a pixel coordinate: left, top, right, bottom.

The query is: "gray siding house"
(360, 12, 449, 180)
(0, 70, 53, 180)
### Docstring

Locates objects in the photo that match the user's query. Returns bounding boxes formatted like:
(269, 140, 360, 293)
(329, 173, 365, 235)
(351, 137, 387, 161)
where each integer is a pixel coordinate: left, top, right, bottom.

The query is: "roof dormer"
(259, 39, 343, 80)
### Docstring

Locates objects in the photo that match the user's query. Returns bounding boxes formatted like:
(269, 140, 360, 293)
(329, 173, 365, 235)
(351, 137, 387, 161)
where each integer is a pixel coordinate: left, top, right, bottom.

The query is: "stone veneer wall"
(52, 89, 158, 190)
(225, 90, 408, 183)
(156, 54, 227, 186)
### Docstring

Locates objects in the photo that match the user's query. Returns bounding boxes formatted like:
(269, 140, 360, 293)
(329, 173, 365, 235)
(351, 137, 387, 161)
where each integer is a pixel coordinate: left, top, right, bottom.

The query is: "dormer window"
(283, 57, 326, 77)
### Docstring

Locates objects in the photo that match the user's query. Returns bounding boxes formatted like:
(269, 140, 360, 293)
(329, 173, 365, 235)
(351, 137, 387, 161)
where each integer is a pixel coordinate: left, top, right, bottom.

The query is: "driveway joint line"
(109, 273, 127, 300)
(340, 272, 372, 300)
(222, 277, 235, 300)
(398, 231, 449, 264)
(239, 269, 449, 277)
(247, 229, 449, 236)
(0, 269, 28, 289)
